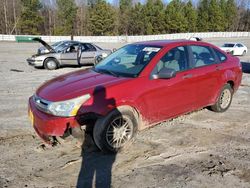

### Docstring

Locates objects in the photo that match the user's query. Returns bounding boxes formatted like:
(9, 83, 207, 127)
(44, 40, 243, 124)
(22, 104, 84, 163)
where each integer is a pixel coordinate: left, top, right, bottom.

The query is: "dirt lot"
(0, 38, 250, 188)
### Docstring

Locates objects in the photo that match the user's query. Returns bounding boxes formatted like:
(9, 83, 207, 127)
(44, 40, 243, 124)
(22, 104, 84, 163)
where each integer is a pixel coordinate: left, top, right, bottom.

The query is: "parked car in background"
(189, 37, 202, 41)
(220, 43, 248, 56)
(28, 40, 242, 153)
(27, 38, 112, 70)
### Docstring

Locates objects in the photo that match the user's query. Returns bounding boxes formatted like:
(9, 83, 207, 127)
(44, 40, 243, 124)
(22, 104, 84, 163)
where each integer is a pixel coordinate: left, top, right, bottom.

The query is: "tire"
(94, 55, 103, 65)
(242, 50, 247, 56)
(44, 58, 58, 70)
(93, 107, 138, 153)
(211, 84, 233, 112)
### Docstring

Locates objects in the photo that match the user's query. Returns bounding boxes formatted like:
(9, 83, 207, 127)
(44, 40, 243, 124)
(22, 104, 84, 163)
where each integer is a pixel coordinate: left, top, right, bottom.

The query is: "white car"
(220, 43, 248, 56)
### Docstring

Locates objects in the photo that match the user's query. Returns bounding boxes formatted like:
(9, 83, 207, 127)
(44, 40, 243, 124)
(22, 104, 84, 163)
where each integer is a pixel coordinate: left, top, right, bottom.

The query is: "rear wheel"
(211, 84, 233, 112)
(93, 107, 138, 153)
(44, 58, 58, 70)
(242, 50, 247, 56)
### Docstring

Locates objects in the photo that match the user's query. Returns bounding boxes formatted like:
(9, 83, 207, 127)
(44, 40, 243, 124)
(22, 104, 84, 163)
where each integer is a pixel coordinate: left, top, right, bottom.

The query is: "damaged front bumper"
(28, 97, 80, 143)
(27, 58, 43, 67)
(28, 97, 101, 144)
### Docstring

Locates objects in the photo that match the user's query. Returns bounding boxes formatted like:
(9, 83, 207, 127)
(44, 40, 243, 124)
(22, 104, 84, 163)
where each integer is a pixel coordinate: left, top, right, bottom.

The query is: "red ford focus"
(28, 40, 242, 152)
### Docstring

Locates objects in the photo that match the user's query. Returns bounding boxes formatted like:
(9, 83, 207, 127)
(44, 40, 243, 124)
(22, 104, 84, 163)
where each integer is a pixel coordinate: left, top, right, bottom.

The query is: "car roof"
(134, 39, 207, 47)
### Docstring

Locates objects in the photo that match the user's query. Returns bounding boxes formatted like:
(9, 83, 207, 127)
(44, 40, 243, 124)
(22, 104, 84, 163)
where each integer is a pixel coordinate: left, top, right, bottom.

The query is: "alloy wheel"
(105, 116, 133, 149)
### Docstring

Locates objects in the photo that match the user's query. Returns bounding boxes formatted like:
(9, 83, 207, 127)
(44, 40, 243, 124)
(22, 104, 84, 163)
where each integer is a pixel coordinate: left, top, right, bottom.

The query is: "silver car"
(27, 38, 112, 70)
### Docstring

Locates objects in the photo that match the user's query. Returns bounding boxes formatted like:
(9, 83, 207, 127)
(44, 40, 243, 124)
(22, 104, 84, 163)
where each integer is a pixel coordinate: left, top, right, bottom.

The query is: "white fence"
(1, 32, 250, 43)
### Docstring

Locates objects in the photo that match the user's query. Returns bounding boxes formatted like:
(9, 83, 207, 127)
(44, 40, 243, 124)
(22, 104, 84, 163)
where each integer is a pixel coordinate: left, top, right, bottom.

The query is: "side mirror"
(153, 68, 176, 79)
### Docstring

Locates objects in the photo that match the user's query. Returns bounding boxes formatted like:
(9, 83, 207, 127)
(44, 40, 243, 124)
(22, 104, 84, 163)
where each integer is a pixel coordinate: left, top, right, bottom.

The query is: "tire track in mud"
(0, 133, 35, 144)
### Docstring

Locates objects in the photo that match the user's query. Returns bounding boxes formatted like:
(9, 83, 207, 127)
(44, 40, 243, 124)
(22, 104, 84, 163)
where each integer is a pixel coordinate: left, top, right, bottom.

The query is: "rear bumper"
(28, 97, 79, 143)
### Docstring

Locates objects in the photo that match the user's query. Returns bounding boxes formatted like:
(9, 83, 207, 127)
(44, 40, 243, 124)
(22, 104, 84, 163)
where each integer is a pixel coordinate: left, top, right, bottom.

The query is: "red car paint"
(28, 40, 242, 142)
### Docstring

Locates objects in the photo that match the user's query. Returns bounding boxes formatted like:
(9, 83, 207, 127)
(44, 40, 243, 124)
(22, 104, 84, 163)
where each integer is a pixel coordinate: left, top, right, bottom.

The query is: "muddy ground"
(0, 38, 250, 188)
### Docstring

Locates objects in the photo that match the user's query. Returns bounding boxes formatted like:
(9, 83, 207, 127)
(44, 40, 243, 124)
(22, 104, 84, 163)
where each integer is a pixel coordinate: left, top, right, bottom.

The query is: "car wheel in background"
(94, 55, 103, 65)
(44, 58, 58, 70)
(211, 84, 233, 112)
(93, 107, 138, 153)
(242, 50, 247, 56)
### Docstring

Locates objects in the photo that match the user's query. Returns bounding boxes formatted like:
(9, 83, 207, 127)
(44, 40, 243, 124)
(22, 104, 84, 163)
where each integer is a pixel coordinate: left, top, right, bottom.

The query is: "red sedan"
(28, 40, 242, 152)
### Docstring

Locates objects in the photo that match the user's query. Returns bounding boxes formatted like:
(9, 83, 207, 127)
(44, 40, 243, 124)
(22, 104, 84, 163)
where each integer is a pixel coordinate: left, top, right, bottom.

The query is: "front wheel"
(93, 107, 138, 153)
(242, 50, 247, 56)
(44, 58, 58, 70)
(210, 84, 233, 112)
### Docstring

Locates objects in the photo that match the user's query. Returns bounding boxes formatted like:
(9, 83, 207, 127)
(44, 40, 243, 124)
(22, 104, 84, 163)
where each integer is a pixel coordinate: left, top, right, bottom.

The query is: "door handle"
(183, 74, 193, 79)
(216, 65, 222, 70)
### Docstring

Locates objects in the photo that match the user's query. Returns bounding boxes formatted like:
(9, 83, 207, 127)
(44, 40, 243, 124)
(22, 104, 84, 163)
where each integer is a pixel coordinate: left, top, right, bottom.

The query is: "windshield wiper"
(95, 68, 119, 77)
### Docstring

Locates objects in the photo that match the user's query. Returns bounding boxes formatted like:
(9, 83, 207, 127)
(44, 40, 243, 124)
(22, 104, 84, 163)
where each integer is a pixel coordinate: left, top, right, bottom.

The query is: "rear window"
(214, 49, 227, 62)
(236, 44, 243, 47)
(222, 43, 235, 47)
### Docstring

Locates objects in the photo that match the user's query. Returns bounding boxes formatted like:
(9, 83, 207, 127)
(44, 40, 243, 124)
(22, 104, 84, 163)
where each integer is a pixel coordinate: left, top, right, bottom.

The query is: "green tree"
(225, 0, 237, 31)
(219, 0, 228, 30)
(18, 0, 43, 35)
(128, 3, 146, 35)
(208, 0, 224, 31)
(165, 0, 188, 33)
(119, 0, 132, 35)
(197, 0, 209, 32)
(184, 1, 197, 32)
(54, 0, 77, 35)
(144, 0, 166, 34)
(88, 0, 117, 35)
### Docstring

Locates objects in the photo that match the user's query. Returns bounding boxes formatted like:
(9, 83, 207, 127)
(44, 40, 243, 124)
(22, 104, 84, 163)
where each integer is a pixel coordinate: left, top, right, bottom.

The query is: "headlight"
(102, 53, 108, 58)
(47, 94, 91, 117)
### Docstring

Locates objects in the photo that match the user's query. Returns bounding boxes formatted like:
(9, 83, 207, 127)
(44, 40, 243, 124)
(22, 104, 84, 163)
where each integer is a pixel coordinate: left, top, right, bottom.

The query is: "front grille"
(33, 95, 51, 114)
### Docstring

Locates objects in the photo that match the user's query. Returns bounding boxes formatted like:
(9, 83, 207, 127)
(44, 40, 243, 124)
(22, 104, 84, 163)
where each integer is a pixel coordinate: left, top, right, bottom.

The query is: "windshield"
(94, 44, 162, 77)
(51, 41, 64, 48)
(54, 42, 74, 53)
(222, 43, 235, 47)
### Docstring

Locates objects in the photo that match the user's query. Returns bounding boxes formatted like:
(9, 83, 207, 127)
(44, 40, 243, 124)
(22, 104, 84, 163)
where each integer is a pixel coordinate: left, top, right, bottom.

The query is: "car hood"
(33, 38, 56, 53)
(36, 69, 129, 101)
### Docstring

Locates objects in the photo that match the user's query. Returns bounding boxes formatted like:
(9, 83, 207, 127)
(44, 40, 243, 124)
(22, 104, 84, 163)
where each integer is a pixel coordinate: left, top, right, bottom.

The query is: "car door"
(80, 43, 97, 64)
(233, 44, 240, 55)
(60, 44, 78, 65)
(235, 43, 245, 55)
(140, 46, 197, 123)
(188, 45, 221, 107)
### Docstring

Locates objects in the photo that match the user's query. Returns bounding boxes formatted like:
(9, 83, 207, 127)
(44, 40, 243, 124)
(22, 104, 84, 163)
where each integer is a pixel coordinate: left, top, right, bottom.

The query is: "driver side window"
(152, 46, 189, 75)
(66, 44, 78, 53)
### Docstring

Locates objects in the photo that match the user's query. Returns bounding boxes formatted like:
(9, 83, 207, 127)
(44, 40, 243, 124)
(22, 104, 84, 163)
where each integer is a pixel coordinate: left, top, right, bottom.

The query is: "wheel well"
(116, 105, 140, 118)
(227, 81, 234, 90)
(115, 105, 146, 129)
(43, 57, 59, 67)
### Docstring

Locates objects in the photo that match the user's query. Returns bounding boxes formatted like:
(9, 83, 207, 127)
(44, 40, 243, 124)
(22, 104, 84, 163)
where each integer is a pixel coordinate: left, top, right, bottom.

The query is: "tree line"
(0, 0, 249, 36)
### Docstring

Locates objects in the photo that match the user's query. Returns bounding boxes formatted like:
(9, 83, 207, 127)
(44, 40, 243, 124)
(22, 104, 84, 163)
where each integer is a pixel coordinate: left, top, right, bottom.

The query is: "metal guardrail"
(0, 32, 250, 43)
